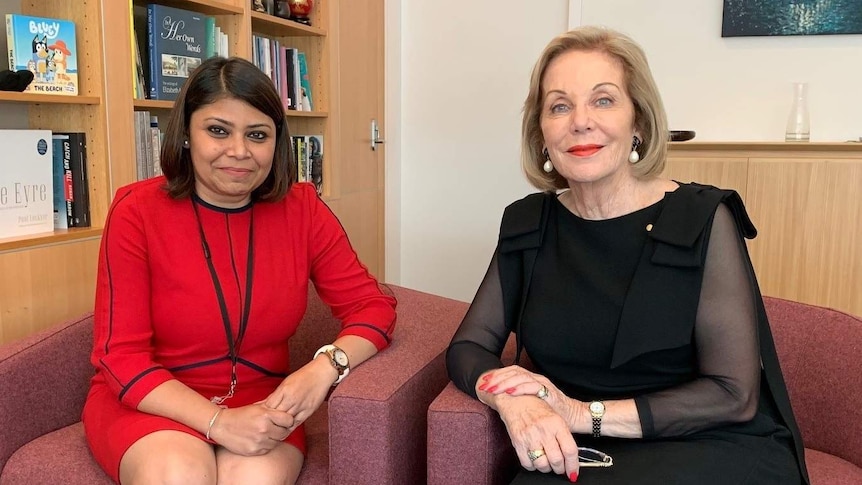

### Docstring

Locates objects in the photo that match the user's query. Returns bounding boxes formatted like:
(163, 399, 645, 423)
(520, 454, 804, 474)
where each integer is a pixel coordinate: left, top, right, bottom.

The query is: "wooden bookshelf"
(0, 92, 101, 105)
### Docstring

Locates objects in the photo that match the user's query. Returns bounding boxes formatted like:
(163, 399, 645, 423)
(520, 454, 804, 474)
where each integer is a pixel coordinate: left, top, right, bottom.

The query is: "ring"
(536, 385, 549, 400)
(527, 449, 545, 462)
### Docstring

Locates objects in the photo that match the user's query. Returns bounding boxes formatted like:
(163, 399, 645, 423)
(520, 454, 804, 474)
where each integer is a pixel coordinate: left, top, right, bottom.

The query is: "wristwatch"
(589, 401, 605, 438)
(314, 344, 350, 385)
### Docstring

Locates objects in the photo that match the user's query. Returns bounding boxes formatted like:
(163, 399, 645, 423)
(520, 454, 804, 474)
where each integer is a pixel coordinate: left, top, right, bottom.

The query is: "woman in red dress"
(83, 56, 396, 484)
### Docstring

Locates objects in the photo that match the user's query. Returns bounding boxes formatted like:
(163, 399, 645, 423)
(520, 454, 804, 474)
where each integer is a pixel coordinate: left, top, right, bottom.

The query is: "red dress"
(83, 180, 396, 482)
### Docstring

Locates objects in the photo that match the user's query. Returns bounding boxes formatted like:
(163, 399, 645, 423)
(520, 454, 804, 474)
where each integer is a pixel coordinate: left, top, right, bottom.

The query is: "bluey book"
(5, 14, 78, 96)
(147, 4, 206, 101)
(0, 130, 54, 239)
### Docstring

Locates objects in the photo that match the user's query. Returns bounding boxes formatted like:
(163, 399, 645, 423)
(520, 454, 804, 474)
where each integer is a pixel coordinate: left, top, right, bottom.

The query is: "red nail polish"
(478, 384, 488, 391)
(481, 374, 492, 381)
(487, 385, 498, 392)
(569, 471, 578, 482)
(505, 388, 515, 394)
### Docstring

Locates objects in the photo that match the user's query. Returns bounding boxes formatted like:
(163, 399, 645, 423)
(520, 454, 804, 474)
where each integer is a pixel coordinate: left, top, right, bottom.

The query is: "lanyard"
(192, 198, 255, 405)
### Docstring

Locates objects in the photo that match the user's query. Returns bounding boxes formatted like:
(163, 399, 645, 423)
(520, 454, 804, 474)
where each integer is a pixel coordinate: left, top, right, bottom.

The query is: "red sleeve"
(90, 187, 174, 407)
(302, 185, 397, 350)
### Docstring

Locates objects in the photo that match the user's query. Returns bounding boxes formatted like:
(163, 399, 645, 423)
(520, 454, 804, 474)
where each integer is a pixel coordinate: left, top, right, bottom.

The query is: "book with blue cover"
(5, 14, 78, 96)
(147, 4, 206, 101)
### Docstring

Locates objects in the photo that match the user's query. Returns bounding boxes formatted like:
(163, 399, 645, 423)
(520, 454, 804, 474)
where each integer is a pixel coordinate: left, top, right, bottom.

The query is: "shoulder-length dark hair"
(160, 56, 294, 201)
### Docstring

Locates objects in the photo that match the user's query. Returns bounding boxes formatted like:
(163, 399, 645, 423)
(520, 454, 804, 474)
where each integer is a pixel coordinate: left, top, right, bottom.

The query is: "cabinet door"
(326, 0, 386, 279)
(746, 158, 862, 316)
(663, 156, 749, 197)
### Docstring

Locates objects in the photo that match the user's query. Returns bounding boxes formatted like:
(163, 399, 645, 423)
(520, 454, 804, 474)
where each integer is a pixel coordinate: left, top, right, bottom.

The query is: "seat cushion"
(806, 448, 862, 485)
(0, 422, 112, 485)
(1, 404, 331, 485)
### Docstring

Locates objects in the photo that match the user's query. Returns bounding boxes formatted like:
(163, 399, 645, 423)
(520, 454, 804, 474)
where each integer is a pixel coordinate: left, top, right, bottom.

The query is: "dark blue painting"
(722, 0, 862, 37)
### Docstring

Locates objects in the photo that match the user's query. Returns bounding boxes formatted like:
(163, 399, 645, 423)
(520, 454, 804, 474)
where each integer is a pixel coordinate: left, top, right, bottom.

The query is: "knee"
(128, 454, 216, 485)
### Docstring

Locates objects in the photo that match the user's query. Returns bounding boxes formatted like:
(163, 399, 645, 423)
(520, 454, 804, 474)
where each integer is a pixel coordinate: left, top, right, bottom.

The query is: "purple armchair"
(427, 296, 862, 485)
(0, 284, 467, 485)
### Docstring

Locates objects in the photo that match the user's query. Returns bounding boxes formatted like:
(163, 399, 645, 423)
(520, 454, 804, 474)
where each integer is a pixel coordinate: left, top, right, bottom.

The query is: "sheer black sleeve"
(634, 203, 762, 438)
(446, 250, 511, 399)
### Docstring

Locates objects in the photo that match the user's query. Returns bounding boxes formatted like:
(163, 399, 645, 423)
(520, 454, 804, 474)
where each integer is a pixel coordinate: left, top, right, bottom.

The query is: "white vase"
(785, 82, 810, 142)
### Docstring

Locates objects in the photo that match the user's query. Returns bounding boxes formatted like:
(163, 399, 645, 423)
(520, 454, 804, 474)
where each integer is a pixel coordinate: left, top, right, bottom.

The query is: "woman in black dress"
(446, 26, 807, 485)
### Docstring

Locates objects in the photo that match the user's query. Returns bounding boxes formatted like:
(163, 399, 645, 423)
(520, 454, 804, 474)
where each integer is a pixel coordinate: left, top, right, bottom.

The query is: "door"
(328, 0, 386, 279)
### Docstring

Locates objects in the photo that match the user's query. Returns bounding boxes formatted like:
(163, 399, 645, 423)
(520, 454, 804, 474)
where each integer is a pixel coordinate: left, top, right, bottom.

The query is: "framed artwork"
(722, 0, 862, 37)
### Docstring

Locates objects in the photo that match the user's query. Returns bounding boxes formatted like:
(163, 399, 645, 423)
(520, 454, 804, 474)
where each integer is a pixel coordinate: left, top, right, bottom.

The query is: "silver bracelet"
(205, 408, 223, 441)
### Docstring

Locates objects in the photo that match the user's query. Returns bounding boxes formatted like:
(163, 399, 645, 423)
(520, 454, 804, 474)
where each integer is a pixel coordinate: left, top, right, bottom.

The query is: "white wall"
(577, 0, 862, 142)
(394, 0, 568, 301)
(392, 0, 862, 302)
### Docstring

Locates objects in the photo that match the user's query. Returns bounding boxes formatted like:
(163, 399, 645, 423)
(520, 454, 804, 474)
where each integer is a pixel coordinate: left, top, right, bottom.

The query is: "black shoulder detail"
(498, 192, 553, 253)
(648, 183, 756, 268)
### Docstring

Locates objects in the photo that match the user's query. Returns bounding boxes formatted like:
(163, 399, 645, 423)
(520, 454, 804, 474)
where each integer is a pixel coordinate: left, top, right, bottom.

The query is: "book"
(5, 14, 78, 96)
(147, 4, 206, 101)
(0, 130, 54, 238)
(51, 135, 73, 229)
(297, 52, 313, 111)
(307, 134, 323, 194)
(53, 133, 90, 227)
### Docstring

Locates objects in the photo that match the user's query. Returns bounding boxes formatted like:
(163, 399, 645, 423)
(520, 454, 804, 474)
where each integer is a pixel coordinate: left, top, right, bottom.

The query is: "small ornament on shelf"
(252, 0, 275, 15)
(276, 0, 314, 25)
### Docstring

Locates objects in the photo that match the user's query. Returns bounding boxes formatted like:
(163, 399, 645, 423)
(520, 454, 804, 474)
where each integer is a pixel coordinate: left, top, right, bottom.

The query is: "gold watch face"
(589, 401, 605, 415)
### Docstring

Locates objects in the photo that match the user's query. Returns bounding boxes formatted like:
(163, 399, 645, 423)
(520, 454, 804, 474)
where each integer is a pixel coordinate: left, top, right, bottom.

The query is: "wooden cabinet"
(665, 142, 862, 317)
(1, 0, 385, 344)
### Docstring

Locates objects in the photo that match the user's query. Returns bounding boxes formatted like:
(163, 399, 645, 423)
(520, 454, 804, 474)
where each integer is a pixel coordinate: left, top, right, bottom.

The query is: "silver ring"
(536, 385, 549, 400)
(527, 448, 545, 462)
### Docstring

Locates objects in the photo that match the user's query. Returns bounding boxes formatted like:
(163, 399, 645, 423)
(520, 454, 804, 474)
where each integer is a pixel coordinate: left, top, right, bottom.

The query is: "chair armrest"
(326, 285, 467, 485)
(0, 313, 94, 471)
(427, 382, 518, 485)
(766, 297, 862, 467)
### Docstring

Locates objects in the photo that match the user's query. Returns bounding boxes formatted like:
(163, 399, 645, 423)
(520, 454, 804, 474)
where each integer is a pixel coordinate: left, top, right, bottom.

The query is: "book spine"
(148, 5, 159, 99)
(205, 16, 216, 58)
(50, 137, 69, 229)
(6, 15, 15, 71)
(67, 133, 90, 227)
(298, 52, 313, 111)
(57, 136, 75, 227)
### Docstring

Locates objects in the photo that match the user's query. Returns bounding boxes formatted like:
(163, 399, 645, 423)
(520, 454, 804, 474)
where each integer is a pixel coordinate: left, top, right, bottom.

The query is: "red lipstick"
(567, 144, 602, 157)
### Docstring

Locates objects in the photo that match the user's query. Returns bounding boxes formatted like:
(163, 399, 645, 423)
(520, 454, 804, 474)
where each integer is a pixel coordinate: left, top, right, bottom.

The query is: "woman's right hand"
(208, 403, 296, 456)
(495, 395, 581, 482)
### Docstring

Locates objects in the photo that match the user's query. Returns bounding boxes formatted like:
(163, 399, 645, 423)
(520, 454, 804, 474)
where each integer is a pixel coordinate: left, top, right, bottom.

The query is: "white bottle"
(785, 82, 810, 142)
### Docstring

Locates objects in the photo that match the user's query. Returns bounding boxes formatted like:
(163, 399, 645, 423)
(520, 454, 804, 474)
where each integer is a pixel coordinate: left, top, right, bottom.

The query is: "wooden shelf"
(0, 227, 103, 253)
(250, 11, 326, 37)
(135, 0, 243, 15)
(0, 91, 100, 105)
(133, 99, 174, 110)
(286, 110, 328, 118)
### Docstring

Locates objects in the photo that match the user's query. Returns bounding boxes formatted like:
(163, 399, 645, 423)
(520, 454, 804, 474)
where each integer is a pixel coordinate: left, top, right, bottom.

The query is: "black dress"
(447, 184, 806, 485)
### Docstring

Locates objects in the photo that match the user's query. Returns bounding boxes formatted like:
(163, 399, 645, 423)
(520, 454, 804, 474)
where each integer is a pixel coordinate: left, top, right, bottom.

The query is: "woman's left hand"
(480, 366, 583, 431)
(262, 358, 335, 430)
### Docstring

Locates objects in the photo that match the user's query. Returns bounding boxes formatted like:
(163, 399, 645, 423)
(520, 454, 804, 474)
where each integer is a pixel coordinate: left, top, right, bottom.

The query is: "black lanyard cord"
(192, 198, 255, 402)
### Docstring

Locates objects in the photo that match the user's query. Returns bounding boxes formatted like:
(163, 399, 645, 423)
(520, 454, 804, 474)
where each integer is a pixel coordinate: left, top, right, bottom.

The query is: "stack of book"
(252, 35, 314, 112)
(0, 130, 90, 239)
(134, 111, 162, 181)
(291, 134, 323, 194)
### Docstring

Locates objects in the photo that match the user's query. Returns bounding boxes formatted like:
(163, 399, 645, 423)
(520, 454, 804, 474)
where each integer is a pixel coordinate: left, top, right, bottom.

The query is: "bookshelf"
(1, 0, 387, 344)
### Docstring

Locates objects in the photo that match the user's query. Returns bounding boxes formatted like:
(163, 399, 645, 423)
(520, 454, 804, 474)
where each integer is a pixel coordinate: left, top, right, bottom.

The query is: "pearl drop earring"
(543, 148, 554, 173)
(628, 136, 642, 164)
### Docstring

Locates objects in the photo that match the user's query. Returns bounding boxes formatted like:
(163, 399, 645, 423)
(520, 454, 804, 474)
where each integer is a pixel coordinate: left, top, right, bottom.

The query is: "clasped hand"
(480, 366, 583, 481)
(208, 360, 333, 456)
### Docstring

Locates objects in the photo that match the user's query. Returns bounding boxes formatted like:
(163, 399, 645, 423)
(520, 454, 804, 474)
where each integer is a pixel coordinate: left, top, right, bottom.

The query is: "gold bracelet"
(205, 408, 222, 441)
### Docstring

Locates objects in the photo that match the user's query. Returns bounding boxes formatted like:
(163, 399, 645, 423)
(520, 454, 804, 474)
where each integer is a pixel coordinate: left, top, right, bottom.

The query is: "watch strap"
(314, 344, 349, 385)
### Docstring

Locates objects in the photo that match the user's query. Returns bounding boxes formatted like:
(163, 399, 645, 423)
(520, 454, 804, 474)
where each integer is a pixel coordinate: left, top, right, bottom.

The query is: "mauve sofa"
(0, 284, 468, 485)
(427, 296, 862, 485)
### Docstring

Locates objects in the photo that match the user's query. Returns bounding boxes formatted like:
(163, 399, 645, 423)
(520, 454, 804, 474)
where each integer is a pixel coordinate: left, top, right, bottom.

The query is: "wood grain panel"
(746, 158, 862, 317)
(0, 238, 99, 344)
(662, 156, 749, 199)
(327, 189, 381, 280)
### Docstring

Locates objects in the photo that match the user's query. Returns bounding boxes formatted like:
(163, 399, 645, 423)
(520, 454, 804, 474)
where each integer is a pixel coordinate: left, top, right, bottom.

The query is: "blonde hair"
(521, 26, 669, 191)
